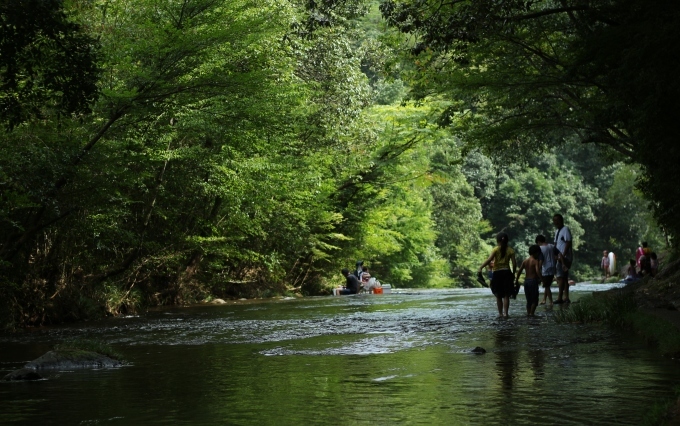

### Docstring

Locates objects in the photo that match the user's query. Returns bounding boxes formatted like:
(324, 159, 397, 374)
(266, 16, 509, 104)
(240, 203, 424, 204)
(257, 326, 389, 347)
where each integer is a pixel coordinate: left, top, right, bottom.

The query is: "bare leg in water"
(496, 296, 503, 317)
(540, 276, 553, 305)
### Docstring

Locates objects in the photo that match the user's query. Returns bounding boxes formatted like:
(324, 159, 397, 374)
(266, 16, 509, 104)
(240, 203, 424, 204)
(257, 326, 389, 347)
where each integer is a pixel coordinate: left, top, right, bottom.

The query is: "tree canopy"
(0, 0, 669, 328)
(0, 0, 99, 128)
(380, 0, 680, 240)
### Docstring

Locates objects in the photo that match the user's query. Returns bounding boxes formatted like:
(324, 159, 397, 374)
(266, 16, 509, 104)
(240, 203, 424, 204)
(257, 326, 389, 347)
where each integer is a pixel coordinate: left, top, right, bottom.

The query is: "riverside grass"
(553, 292, 680, 356)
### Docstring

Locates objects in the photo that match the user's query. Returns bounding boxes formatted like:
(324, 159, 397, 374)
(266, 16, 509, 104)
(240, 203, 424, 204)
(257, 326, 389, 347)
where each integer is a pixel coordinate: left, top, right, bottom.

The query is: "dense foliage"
(0, 0, 99, 128)
(0, 0, 667, 328)
(380, 0, 679, 243)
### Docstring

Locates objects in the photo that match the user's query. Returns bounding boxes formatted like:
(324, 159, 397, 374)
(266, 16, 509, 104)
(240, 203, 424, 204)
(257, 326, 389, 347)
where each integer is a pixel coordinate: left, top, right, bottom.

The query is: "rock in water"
(3, 368, 44, 381)
(471, 347, 487, 354)
(24, 349, 123, 370)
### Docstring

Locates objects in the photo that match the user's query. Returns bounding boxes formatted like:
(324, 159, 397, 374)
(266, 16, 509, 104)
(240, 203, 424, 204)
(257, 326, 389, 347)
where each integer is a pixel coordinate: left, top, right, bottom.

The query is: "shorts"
(556, 259, 571, 278)
(491, 269, 515, 298)
(541, 275, 554, 288)
(524, 278, 540, 308)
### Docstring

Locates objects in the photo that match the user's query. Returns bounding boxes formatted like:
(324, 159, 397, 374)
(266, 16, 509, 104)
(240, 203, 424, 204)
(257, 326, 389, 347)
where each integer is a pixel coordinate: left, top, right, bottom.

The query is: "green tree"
(0, 0, 380, 325)
(334, 104, 489, 287)
(380, 0, 679, 242)
(461, 144, 664, 280)
(0, 0, 99, 128)
(429, 144, 490, 286)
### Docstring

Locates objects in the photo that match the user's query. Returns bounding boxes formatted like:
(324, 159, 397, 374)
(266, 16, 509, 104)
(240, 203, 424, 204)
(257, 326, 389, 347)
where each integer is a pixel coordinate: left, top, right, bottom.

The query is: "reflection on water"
(495, 326, 519, 392)
(1, 284, 678, 425)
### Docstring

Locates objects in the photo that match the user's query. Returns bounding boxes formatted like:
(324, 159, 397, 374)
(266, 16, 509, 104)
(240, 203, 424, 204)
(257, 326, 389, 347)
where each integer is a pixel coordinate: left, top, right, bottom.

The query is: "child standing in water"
(535, 234, 561, 305)
(515, 245, 542, 316)
(479, 233, 517, 318)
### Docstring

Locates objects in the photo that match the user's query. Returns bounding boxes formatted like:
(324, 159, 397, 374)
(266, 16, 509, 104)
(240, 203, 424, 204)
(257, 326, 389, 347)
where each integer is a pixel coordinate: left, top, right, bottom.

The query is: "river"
(1, 284, 678, 425)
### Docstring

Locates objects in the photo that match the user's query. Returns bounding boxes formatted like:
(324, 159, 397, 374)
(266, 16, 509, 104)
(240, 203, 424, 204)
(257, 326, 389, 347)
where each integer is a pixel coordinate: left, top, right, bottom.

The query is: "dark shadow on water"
(528, 348, 545, 381)
(494, 325, 519, 392)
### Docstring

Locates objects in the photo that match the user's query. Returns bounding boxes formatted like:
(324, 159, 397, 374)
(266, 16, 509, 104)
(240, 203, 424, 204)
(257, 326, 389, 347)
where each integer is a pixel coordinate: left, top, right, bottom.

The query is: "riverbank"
(557, 260, 680, 425)
(629, 264, 680, 426)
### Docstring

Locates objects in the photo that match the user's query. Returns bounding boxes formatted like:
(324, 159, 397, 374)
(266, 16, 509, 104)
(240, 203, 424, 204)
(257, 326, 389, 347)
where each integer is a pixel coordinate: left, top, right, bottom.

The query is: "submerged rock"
(470, 347, 487, 354)
(3, 368, 44, 381)
(24, 349, 123, 370)
(3, 349, 123, 382)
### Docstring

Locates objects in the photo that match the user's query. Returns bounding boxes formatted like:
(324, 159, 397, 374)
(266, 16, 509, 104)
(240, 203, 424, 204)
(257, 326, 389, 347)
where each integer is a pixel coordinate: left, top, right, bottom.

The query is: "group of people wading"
(479, 214, 573, 318)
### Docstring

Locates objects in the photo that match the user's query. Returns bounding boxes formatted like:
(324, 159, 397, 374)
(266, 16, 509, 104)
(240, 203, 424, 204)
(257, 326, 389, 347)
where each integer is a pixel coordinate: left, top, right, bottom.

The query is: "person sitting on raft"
(335, 268, 360, 295)
(360, 267, 382, 293)
(360, 266, 370, 284)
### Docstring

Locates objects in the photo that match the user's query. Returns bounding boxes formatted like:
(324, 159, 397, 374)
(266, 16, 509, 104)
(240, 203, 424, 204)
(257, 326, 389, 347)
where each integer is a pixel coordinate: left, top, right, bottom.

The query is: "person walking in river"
(535, 235, 557, 305)
(553, 214, 573, 304)
(479, 232, 517, 318)
(515, 245, 542, 316)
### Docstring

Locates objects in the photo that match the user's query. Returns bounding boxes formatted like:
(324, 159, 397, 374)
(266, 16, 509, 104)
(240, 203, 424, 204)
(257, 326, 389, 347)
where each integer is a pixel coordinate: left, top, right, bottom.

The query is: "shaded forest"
(0, 0, 675, 328)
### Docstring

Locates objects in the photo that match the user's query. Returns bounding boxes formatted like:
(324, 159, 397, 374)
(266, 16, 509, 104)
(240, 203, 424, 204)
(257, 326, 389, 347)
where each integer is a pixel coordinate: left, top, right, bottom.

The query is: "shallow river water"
(1, 284, 679, 425)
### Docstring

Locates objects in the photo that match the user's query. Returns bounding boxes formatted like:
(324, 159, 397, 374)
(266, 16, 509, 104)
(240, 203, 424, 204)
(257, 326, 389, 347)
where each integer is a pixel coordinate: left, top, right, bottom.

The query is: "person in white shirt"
(553, 214, 573, 304)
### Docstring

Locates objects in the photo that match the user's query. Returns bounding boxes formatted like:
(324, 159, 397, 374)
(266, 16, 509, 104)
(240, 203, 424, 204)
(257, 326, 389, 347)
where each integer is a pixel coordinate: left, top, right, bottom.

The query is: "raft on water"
(332, 284, 392, 296)
(372, 284, 391, 294)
